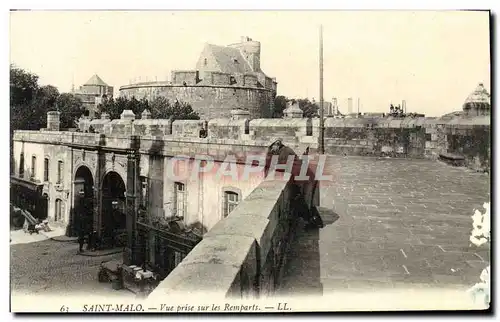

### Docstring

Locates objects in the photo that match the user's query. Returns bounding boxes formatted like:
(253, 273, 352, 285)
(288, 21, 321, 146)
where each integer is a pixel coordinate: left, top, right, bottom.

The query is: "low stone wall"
(147, 175, 318, 300)
(321, 116, 490, 171)
(441, 117, 490, 172)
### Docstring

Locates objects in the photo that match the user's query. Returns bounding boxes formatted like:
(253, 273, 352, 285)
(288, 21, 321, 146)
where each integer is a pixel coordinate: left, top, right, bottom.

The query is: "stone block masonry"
(119, 83, 275, 120)
(322, 116, 490, 172)
(147, 175, 316, 300)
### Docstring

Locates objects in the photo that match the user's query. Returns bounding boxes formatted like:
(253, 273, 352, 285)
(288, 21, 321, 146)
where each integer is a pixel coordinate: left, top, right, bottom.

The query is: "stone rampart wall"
(119, 83, 274, 119)
(13, 115, 490, 171)
(147, 174, 318, 299)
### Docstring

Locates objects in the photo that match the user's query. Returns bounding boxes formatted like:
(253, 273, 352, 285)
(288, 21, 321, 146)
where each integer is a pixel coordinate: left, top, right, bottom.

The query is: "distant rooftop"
(84, 74, 109, 87)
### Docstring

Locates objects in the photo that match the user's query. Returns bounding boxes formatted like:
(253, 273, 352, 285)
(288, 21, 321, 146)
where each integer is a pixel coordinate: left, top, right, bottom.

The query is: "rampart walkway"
(279, 156, 490, 295)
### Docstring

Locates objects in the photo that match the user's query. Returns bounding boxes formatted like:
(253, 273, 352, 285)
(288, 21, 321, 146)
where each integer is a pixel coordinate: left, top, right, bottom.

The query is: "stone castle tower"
(121, 37, 277, 119)
(227, 36, 261, 72)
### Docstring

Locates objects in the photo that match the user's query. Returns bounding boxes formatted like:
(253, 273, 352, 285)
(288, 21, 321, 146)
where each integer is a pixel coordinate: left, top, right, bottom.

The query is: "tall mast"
(319, 24, 325, 154)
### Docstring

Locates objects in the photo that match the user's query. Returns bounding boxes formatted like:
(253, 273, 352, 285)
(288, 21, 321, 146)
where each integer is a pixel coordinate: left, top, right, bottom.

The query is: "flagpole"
(319, 24, 325, 154)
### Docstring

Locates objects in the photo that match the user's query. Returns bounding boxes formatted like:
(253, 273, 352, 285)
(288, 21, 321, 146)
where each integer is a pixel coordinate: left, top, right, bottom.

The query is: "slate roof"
(84, 74, 109, 87)
(205, 44, 253, 74)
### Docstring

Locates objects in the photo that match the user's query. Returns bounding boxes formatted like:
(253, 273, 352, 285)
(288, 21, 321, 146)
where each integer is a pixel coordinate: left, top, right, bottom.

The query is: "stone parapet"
(13, 114, 490, 171)
(147, 175, 314, 300)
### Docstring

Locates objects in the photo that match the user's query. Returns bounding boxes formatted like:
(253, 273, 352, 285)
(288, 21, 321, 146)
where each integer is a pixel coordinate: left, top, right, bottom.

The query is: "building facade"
(12, 109, 311, 277)
(73, 74, 114, 118)
(119, 37, 277, 119)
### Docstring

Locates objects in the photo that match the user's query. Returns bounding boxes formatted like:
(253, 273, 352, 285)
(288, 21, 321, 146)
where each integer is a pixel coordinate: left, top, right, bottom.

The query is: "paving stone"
(320, 278, 350, 289)
(426, 252, 483, 267)
(405, 244, 445, 259)
(280, 156, 490, 294)
(390, 273, 436, 284)
(11, 239, 134, 299)
(465, 260, 489, 270)
(474, 249, 491, 262)
(431, 274, 470, 286)
(346, 279, 394, 290)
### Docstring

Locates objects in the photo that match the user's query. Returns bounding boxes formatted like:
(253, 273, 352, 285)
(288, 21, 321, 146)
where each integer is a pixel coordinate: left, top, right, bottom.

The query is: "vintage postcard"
(9, 10, 491, 313)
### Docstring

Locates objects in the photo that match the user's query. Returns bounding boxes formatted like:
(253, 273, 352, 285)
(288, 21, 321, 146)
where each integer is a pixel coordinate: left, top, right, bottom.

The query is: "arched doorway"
(72, 166, 94, 237)
(101, 171, 127, 247)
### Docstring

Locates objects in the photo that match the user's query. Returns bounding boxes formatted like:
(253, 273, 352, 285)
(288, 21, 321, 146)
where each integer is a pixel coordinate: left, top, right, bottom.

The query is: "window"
(140, 176, 148, 208)
(223, 191, 239, 218)
(30, 155, 36, 179)
(203, 58, 208, 66)
(44, 158, 49, 182)
(57, 161, 64, 184)
(306, 118, 313, 136)
(174, 251, 186, 267)
(55, 199, 63, 222)
(425, 133, 432, 141)
(19, 153, 25, 178)
(244, 119, 250, 134)
(174, 182, 186, 218)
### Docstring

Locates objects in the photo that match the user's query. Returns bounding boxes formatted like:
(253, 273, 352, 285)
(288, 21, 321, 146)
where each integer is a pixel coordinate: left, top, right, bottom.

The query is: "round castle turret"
(228, 36, 261, 72)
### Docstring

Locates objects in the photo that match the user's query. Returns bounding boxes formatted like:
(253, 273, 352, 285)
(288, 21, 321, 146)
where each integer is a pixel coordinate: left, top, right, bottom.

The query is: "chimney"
(283, 101, 304, 118)
(230, 109, 251, 120)
(47, 111, 61, 131)
(141, 109, 151, 120)
(402, 100, 407, 114)
(120, 109, 136, 121)
(348, 98, 353, 114)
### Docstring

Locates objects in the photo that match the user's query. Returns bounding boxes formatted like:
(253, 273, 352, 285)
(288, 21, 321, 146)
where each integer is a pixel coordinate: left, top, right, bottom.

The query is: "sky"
(10, 10, 490, 117)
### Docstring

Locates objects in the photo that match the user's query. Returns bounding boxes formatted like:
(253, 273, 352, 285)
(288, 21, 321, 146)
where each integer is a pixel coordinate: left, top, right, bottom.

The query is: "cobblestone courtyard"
(10, 237, 134, 300)
(281, 156, 491, 295)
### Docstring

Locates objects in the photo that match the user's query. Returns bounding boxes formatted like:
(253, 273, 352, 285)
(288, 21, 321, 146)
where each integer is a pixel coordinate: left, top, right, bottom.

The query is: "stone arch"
(101, 162, 127, 188)
(74, 165, 95, 196)
(100, 170, 127, 247)
(71, 165, 95, 237)
(73, 161, 96, 184)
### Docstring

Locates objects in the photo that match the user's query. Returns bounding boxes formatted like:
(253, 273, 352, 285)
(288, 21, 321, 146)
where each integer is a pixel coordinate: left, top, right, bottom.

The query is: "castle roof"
(204, 44, 253, 74)
(84, 74, 109, 87)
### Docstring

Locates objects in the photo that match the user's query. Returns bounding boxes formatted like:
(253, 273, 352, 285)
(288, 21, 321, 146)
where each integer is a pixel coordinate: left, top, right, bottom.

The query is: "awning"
(10, 176, 44, 193)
